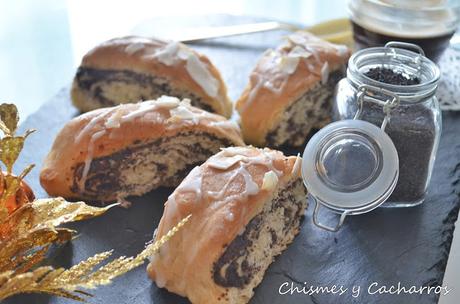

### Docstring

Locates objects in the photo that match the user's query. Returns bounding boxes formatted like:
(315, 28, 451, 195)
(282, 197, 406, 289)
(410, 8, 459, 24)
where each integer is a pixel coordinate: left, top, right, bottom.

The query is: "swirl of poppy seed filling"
(265, 69, 344, 148)
(71, 131, 235, 201)
(212, 178, 306, 289)
(75, 67, 214, 113)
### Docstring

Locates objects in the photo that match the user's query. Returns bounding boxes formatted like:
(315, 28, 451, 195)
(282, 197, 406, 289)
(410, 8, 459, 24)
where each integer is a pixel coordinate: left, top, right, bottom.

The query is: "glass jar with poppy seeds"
(332, 42, 441, 207)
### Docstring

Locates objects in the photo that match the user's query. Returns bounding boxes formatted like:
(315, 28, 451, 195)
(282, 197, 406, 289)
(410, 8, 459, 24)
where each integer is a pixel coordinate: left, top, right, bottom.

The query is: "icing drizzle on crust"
(149, 146, 302, 291)
(166, 147, 291, 212)
(122, 38, 221, 99)
(73, 96, 242, 192)
(292, 153, 302, 176)
(240, 31, 350, 111)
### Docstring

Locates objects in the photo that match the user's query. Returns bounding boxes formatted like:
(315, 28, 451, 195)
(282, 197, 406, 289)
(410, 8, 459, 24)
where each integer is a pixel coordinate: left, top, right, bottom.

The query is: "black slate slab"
(4, 15, 460, 304)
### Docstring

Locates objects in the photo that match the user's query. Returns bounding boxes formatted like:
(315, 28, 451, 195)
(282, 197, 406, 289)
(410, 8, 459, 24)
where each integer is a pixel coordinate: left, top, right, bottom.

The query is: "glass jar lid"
(302, 94, 399, 231)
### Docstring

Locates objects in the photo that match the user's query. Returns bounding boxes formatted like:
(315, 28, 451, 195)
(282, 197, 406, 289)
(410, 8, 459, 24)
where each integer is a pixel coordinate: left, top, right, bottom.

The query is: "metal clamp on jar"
(302, 42, 441, 232)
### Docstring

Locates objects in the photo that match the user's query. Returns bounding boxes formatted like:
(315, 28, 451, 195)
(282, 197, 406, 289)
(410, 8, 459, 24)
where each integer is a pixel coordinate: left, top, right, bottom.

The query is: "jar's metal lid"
(302, 119, 399, 214)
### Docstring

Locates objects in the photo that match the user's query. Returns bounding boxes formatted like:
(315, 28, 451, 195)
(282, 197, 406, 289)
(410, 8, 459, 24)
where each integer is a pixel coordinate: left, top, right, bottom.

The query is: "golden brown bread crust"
(235, 31, 351, 146)
(147, 146, 303, 304)
(71, 36, 233, 117)
(40, 96, 244, 200)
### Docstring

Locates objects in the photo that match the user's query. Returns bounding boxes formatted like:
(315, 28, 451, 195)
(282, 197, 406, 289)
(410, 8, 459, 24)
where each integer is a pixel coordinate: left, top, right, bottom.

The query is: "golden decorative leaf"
(0, 137, 24, 173)
(0, 228, 74, 273)
(0, 198, 117, 275)
(0, 103, 36, 217)
(0, 206, 7, 225)
(0, 104, 19, 136)
(0, 198, 116, 240)
(0, 168, 34, 217)
(18, 164, 34, 180)
(1, 174, 21, 204)
(0, 121, 9, 137)
(0, 131, 35, 174)
(13, 246, 49, 274)
(0, 102, 191, 302)
(30, 198, 118, 228)
(0, 267, 88, 301)
(56, 251, 113, 286)
(0, 214, 191, 301)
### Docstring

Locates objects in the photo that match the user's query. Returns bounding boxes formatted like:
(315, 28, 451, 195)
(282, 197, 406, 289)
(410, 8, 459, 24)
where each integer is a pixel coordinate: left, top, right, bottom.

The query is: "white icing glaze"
(304, 44, 321, 62)
(207, 154, 246, 170)
(153, 95, 182, 108)
(73, 96, 238, 193)
(336, 45, 349, 57)
(203, 147, 286, 203)
(177, 47, 192, 60)
(261, 170, 279, 191)
(75, 110, 112, 143)
(125, 42, 145, 54)
(150, 41, 221, 98)
(208, 120, 240, 138)
(154, 41, 181, 65)
(119, 96, 181, 123)
(243, 45, 301, 107)
(220, 147, 283, 176)
(149, 148, 296, 288)
(292, 153, 301, 176)
(178, 166, 202, 201)
(289, 45, 313, 59)
(321, 62, 330, 85)
(185, 54, 219, 98)
(242, 32, 347, 110)
(207, 165, 258, 201)
(169, 166, 203, 206)
(225, 211, 235, 222)
(79, 129, 105, 190)
(74, 96, 228, 147)
(279, 56, 300, 75)
(74, 97, 195, 192)
(105, 106, 125, 129)
(78, 97, 183, 143)
(220, 146, 254, 157)
(120, 100, 161, 122)
(209, 120, 238, 129)
(288, 32, 308, 45)
(240, 167, 259, 196)
(169, 104, 198, 123)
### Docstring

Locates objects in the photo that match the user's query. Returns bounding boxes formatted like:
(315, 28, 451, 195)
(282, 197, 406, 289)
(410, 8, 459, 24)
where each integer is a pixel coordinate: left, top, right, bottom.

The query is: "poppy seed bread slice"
(40, 96, 244, 202)
(148, 146, 307, 303)
(72, 36, 233, 118)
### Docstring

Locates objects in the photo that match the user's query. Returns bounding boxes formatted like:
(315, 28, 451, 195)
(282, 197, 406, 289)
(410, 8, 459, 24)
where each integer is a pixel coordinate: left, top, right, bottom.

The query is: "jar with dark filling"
(348, 0, 460, 62)
(333, 42, 441, 207)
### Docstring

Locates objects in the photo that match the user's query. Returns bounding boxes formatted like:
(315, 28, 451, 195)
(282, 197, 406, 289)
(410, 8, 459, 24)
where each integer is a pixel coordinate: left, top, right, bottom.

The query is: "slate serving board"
(4, 15, 460, 304)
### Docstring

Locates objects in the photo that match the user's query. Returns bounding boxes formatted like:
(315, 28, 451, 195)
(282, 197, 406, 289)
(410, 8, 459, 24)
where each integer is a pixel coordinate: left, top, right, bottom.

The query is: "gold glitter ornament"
(0, 103, 191, 301)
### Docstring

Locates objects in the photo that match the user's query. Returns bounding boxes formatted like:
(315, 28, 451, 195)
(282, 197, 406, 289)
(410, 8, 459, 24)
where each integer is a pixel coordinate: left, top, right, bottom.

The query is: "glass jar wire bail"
(384, 41, 425, 77)
(385, 41, 425, 57)
(312, 198, 351, 232)
(355, 84, 400, 131)
(310, 85, 399, 232)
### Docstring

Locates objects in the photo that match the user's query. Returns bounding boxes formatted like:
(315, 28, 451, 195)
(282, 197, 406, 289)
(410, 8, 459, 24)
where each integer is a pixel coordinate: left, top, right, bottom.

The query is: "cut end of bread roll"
(264, 69, 344, 147)
(236, 31, 350, 148)
(147, 146, 307, 304)
(71, 36, 233, 118)
(40, 96, 244, 202)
